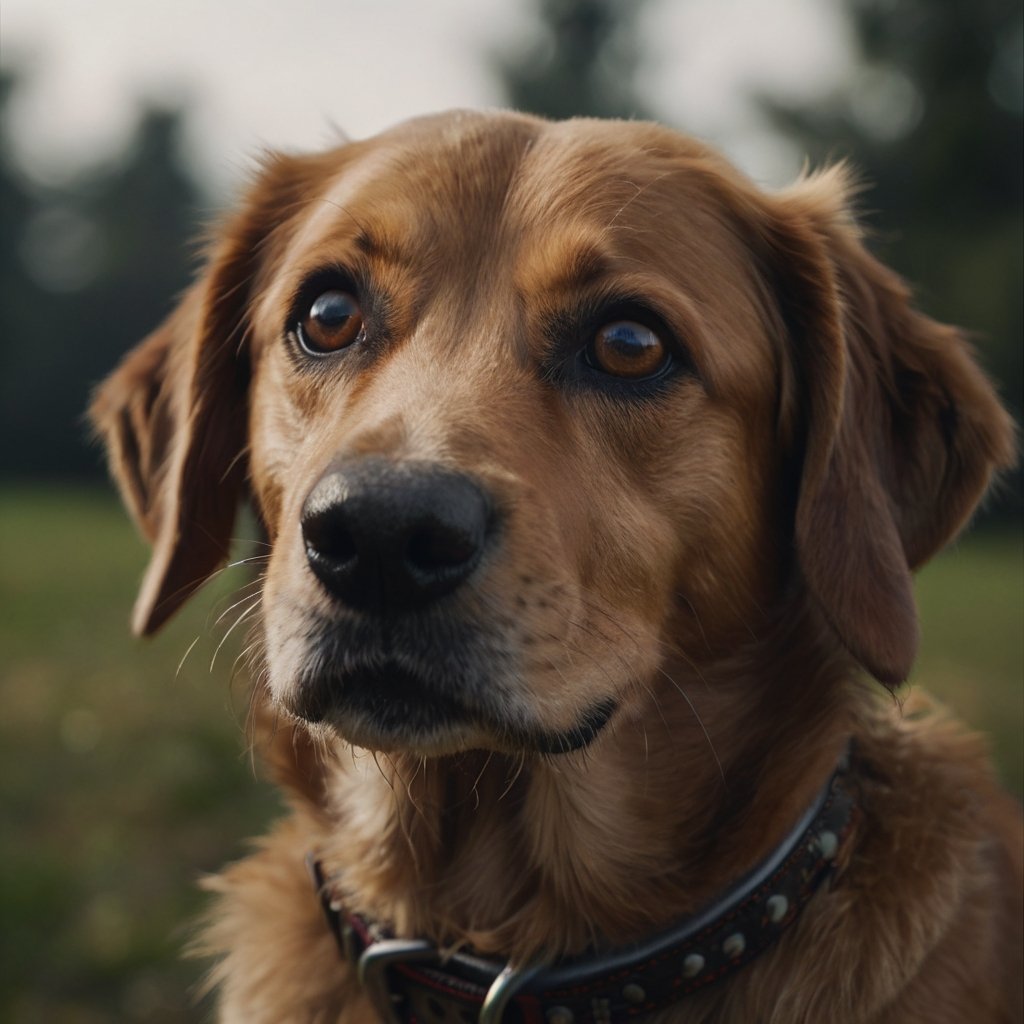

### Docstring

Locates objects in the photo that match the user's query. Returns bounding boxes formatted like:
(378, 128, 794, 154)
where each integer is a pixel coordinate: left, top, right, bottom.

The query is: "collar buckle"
(358, 940, 538, 1024)
(357, 938, 439, 1024)
(479, 964, 541, 1024)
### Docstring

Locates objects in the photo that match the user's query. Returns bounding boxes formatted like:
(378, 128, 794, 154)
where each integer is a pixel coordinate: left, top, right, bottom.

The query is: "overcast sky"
(1, 0, 852, 193)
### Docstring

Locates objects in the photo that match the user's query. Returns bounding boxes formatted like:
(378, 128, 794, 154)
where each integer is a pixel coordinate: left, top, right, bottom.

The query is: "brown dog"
(91, 111, 1021, 1023)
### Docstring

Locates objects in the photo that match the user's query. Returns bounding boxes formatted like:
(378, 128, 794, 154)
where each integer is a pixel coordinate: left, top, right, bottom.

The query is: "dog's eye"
(297, 290, 364, 354)
(587, 320, 669, 380)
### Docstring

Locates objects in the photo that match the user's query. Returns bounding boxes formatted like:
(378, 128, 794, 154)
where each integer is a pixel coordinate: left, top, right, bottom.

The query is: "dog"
(91, 110, 1021, 1023)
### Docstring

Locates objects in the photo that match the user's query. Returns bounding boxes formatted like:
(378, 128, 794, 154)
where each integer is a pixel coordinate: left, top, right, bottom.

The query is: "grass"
(910, 530, 1024, 793)
(1, 485, 1020, 1022)
(1, 488, 280, 1024)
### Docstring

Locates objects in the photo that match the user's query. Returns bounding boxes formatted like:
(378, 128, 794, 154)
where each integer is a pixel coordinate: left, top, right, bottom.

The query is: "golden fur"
(91, 111, 1021, 1023)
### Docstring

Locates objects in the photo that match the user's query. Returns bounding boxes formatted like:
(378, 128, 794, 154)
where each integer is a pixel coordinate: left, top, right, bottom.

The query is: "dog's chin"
(314, 715, 490, 758)
(281, 660, 618, 757)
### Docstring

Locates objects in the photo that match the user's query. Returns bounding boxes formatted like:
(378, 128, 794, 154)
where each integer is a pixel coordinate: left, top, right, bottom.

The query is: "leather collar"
(309, 746, 856, 1024)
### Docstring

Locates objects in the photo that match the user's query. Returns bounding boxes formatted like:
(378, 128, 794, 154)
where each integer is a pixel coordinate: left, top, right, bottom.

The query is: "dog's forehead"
(285, 113, 748, 282)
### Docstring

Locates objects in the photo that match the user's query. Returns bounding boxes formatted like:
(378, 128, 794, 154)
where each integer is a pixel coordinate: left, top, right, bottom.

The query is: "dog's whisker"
(652, 664, 726, 787)
(221, 445, 250, 484)
(213, 585, 265, 627)
(229, 635, 261, 690)
(175, 634, 203, 681)
(243, 680, 272, 778)
(223, 550, 271, 566)
(379, 753, 434, 873)
(210, 597, 262, 673)
(498, 751, 527, 803)
(199, 578, 265, 642)
(636, 679, 672, 735)
(233, 630, 266, 674)
(370, 751, 398, 795)
(469, 751, 494, 812)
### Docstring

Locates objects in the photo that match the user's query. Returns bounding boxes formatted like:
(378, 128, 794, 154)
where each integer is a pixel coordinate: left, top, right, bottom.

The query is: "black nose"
(300, 459, 494, 612)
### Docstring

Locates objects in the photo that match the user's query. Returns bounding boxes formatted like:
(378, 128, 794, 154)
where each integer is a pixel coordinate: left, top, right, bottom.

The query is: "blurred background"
(1, 0, 1020, 1020)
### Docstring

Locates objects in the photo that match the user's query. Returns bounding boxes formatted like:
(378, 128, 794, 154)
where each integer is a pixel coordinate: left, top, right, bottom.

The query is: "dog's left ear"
(759, 169, 1015, 685)
(89, 152, 322, 636)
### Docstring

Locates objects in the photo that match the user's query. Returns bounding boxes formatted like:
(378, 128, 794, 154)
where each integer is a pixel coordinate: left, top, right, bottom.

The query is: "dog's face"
(248, 116, 789, 754)
(91, 111, 1013, 757)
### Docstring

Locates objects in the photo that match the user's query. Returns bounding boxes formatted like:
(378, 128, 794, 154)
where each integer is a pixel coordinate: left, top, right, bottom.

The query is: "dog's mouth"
(287, 658, 617, 755)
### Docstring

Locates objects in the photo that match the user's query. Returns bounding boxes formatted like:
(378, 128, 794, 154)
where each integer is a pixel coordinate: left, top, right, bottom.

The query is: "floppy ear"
(764, 170, 1015, 685)
(89, 152, 318, 636)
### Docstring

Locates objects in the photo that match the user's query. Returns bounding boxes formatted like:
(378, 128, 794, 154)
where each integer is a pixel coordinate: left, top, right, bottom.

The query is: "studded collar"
(309, 745, 857, 1024)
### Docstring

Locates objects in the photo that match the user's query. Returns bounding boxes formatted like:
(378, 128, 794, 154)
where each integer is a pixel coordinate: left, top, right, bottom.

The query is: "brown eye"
(589, 320, 669, 379)
(298, 290, 363, 354)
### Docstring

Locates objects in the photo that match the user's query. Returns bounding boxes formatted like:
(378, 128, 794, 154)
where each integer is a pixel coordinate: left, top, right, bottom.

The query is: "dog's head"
(91, 111, 1014, 756)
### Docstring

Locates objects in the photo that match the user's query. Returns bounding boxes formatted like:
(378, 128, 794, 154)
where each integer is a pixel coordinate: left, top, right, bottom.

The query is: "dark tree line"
(759, 0, 1022, 480)
(496, 0, 653, 120)
(0, 69, 207, 478)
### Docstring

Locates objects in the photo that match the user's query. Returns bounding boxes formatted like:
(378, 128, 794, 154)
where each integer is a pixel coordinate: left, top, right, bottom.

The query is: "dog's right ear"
(89, 151, 325, 636)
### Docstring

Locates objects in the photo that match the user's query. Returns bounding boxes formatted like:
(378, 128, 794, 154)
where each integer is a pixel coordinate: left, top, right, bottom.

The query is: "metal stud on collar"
(816, 830, 839, 860)
(622, 981, 646, 1004)
(766, 894, 789, 923)
(545, 1008, 574, 1024)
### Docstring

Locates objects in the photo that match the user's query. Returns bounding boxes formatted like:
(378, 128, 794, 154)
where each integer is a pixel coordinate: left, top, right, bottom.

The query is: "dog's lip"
(288, 658, 617, 755)
(290, 659, 469, 731)
(519, 696, 618, 754)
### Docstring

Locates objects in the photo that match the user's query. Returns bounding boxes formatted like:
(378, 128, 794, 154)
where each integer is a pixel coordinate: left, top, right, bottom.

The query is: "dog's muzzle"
(287, 457, 503, 744)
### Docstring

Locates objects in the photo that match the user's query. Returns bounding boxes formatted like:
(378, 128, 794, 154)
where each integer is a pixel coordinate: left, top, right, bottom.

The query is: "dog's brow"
(354, 228, 410, 268)
(531, 243, 610, 296)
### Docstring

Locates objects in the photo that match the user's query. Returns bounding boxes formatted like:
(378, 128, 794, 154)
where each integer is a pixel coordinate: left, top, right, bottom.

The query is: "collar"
(309, 746, 856, 1024)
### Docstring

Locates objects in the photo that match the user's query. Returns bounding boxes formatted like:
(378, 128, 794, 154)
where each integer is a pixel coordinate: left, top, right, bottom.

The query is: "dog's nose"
(300, 459, 494, 612)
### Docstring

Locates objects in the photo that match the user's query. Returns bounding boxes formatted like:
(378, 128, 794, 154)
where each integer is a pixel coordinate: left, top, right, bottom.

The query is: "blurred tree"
(0, 72, 208, 479)
(496, 0, 654, 120)
(760, 0, 1022, 517)
(0, 71, 34, 286)
(0, 69, 46, 472)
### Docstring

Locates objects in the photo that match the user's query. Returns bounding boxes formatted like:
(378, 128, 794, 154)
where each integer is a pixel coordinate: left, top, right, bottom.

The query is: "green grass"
(1, 488, 280, 1024)
(910, 531, 1024, 793)
(1, 486, 1020, 1022)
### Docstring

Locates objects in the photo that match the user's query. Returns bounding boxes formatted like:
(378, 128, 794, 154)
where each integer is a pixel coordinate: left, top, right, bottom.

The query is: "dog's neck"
(305, 616, 860, 965)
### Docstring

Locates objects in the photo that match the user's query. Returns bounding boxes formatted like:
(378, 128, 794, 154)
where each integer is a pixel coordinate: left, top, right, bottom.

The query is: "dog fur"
(91, 111, 1021, 1023)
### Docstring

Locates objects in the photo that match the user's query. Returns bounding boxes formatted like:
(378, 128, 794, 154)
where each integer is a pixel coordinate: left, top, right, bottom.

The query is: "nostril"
(406, 523, 480, 574)
(302, 509, 357, 568)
